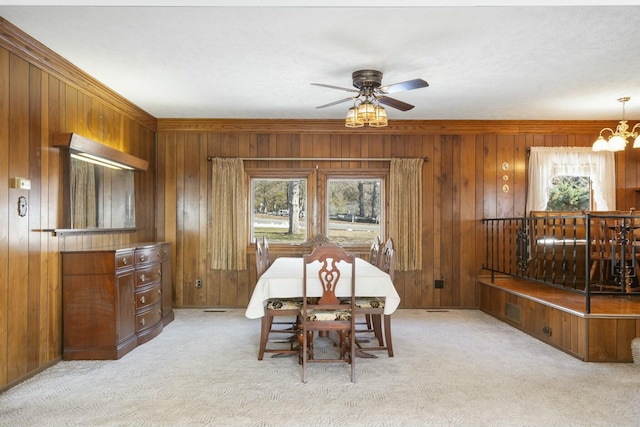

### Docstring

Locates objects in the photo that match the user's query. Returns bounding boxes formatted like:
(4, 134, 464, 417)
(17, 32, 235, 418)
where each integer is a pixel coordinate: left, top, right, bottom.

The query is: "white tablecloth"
(245, 257, 401, 319)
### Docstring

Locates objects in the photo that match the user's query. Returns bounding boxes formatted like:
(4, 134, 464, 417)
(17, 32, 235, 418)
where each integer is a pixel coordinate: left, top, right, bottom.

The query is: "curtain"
(210, 158, 248, 270)
(389, 158, 424, 271)
(70, 158, 97, 228)
(526, 146, 615, 214)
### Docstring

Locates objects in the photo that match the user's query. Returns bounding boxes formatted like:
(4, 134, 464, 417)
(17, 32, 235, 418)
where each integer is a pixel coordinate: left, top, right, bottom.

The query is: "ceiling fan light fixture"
(345, 106, 364, 128)
(368, 106, 388, 128)
(316, 69, 428, 129)
(357, 101, 376, 122)
(593, 97, 640, 152)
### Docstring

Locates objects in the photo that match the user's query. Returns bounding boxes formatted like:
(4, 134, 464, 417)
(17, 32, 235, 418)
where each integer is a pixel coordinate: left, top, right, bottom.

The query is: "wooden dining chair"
(350, 245, 395, 357)
(379, 237, 394, 268)
(256, 238, 302, 360)
(359, 236, 382, 331)
(299, 243, 356, 383)
(369, 236, 381, 266)
(262, 235, 271, 268)
(589, 210, 639, 292)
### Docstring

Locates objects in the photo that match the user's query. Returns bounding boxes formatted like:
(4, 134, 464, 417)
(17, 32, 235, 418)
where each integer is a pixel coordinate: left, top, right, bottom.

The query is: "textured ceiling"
(1, 2, 640, 121)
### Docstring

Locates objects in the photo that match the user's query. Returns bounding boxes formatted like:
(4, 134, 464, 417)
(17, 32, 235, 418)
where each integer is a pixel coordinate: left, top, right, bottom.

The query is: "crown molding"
(156, 118, 614, 135)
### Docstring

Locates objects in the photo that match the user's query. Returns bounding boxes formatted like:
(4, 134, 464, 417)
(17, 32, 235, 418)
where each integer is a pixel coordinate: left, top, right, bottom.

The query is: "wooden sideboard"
(62, 242, 174, 360)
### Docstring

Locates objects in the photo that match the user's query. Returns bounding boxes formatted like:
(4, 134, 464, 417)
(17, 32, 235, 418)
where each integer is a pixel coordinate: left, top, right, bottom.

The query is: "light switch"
(10, 177, 31, 190)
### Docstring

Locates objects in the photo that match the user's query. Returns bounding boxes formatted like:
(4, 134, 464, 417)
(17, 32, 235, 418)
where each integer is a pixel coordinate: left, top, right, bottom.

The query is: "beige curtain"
(389, 158, 424, 271)
(210, 158, 248, 270)
(70, 158, 97, 228)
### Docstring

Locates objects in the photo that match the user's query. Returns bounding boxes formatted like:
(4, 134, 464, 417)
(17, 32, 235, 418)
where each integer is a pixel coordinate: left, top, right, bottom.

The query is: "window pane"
(251, 178, 307, 243)
(327, 178, 382, 244)
(546, 176, 591, 211)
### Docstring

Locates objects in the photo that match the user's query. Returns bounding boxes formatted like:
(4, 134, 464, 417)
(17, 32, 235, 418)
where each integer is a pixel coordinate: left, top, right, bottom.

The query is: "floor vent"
(203, 310, 227, 313)
(504, 302, 521, 324)
(426, 310, 449, 313)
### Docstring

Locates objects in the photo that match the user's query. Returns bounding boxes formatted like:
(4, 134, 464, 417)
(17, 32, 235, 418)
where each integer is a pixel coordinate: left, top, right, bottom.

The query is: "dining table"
(245, 256, 401, 319)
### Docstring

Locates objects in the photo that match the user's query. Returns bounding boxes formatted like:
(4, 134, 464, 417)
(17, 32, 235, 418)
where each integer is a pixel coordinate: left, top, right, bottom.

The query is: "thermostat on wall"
(11, 177, 31, 190)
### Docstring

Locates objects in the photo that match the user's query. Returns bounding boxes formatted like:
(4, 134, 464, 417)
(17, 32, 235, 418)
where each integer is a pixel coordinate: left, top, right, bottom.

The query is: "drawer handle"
(140, 274, 147, 282)
(122, 258, 128, 265)
(158, 309, 162, 316)
(139, 255, 146, 262)
(158, 289, 162, 295)
(140, 295, 146, 304)
(140, 318, 146, 326)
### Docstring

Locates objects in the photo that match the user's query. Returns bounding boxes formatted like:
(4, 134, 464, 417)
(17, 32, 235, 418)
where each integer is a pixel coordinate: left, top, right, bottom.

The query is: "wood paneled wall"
(155, 121, 640, 314)
(4, 16, 640, 392)
(0, 19, 157, 390)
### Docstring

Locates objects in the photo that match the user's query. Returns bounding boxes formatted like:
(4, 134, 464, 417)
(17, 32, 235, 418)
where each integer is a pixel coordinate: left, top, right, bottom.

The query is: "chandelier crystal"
(592, 97, 640, 152)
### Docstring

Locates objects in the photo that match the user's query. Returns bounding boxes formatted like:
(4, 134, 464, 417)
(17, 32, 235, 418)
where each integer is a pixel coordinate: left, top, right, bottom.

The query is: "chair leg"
(338, 330, 348, 359)
(307, 330, 314, 360)
(371, 314, 384, 346)
(383, 314, 393, 357)
(257, 314, 272, 360)
(301, 327, 307, 383)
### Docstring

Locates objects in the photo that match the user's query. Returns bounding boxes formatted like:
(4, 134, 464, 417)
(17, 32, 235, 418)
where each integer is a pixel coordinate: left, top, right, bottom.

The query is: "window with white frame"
(526, 146, 616, 213)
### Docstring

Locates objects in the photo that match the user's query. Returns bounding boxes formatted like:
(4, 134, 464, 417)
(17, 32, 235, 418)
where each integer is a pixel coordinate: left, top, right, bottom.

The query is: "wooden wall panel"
(0, 25, 157, 390)
(155, 121, 632, 314)
(4, 17, 640, 391)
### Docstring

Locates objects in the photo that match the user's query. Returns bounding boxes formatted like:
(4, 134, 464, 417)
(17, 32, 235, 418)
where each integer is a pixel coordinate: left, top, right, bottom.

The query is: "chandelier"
(592, 97, 640, 152)
(345, 90, 388, 128)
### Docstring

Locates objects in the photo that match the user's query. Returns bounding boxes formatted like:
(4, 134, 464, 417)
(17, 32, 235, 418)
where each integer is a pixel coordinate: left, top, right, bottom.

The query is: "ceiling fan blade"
(311, 83, 359, 93)
(378, 96, 415, 111)
(379, 78, 429, 94)
(315, 97, 355, 109)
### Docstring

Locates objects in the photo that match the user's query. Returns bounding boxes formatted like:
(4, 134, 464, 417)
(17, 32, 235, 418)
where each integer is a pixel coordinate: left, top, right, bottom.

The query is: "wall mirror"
(53, 133, 148, 232)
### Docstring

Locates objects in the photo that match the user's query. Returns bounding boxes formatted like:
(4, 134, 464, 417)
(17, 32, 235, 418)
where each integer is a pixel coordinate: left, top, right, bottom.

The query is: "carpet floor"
(0, 308, 638, 427)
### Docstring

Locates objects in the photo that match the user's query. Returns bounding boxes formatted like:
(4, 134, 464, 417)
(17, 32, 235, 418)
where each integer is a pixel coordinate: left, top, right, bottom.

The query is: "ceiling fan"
(311, 69, 429, 112)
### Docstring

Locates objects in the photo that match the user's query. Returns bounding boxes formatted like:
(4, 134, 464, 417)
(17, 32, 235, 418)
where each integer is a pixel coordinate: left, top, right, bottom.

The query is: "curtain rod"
(207, 157, 429, 162)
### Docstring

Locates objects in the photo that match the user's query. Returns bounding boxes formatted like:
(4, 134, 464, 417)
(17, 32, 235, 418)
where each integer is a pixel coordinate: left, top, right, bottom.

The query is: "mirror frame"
(51, 133, 149, 235)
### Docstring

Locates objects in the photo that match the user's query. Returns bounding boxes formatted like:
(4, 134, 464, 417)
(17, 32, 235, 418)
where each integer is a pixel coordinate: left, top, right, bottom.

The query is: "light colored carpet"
(1, 308, 638, 427)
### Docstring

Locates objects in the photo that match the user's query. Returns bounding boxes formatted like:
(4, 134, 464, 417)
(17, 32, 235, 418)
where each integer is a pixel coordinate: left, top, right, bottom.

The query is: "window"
(327, 178, 383, 245)
(248, 168, 386, 247)
(526, 147, 615, 213)
(251, 178, 307, 243)
(546, 175, 591, 211)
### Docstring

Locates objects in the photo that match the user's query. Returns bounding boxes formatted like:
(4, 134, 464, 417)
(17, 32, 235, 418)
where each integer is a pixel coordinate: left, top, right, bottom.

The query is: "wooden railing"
(482, 212, 640, 313)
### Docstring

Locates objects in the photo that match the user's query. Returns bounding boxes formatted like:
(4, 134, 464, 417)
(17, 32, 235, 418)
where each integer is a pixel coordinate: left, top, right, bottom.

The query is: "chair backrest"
(299, 233, 332, 252)
(380, 246, 396, 282)
(379, 237, 394, 269)
(255, 240, 266, 277)
(303, 243, 355, 307)
(262, 236, 271, 268)
(588, 210, 638, 259)
(369, 236, 381, 266)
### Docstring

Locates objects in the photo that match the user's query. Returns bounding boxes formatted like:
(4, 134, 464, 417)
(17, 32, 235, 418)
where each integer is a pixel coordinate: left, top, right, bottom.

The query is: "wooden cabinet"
(62, 242, 173, 360)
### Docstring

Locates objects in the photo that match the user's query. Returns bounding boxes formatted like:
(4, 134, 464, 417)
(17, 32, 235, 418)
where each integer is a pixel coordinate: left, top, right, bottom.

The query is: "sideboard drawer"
(136, 302, 162, 334)
(116, 250, 134, 270)
(136, 265, 161, 288)
(135, 285, 162, 310)
(135, 247, 162, 265)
